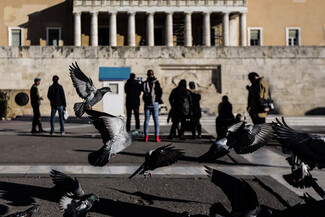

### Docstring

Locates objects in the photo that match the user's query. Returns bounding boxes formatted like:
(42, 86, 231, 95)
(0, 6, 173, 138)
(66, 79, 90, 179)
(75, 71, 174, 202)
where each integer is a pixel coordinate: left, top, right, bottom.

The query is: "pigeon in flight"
(69, 62, 111, 118)
(50, 170, 99, 217)
(5, 205, 40, 217)
(86, 109, 143, 167)
(273, 117, 325, 197)
(198, 121, 273, 162)
(205, 166, 274, 217)
(129, 144, 184, 179)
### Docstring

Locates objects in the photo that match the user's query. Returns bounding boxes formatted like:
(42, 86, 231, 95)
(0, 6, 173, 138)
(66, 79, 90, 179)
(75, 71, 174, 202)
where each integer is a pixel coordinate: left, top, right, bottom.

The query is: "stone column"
(74, 12, 81, 46)
(147, 12, 154, 46)
(184, 12, 192, 46)
(240, 12, 247, 46)
(90, 12, 98, 46)
(203, 12, 211, 46)
(222, 12, 229, 46)
(229, 16, 237, 46)
(109, 12, 117, 46)
(128, 12, 136, 46)
(165, 12, 173, 46)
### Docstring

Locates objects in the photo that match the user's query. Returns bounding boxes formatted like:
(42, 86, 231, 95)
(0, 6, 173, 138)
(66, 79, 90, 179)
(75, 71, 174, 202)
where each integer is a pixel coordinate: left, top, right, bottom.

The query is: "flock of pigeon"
(5, 62, 325, 216)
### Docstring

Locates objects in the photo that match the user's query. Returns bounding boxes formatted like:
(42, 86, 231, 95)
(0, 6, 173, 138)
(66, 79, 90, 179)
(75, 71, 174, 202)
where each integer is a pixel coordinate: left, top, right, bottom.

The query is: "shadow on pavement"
(0, 181, 58, 206)
(109, 188, 208, 205)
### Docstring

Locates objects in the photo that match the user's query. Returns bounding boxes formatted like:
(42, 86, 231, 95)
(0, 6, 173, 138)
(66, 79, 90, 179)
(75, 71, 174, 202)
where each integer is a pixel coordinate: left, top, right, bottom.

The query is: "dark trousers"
(251, 116, 266, 125)
(32, 105, 42, 131)
(126, 105, 140, 131)
(191, 119, 201, 137)
(216, 118, 234, 140)
(169, 118, 180, 137)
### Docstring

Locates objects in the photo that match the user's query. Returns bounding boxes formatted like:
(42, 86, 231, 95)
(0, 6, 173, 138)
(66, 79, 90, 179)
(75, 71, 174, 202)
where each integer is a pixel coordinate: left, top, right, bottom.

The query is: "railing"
(74, 0, 247, 7)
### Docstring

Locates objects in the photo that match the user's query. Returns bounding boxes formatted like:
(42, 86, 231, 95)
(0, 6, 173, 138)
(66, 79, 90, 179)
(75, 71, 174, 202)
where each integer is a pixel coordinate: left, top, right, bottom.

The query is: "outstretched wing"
(234, 123, 273, 154)
(50, 170, 84, 198)
(273, 117, 325, 168)
(148, 144, 185, 170)
(205, 166, 259, 214)
(69, 62, 97, 99)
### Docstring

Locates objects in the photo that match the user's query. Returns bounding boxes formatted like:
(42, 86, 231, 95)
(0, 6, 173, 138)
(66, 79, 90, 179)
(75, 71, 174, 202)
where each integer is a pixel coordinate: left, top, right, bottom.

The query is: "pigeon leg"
(149, 172, 152, 178)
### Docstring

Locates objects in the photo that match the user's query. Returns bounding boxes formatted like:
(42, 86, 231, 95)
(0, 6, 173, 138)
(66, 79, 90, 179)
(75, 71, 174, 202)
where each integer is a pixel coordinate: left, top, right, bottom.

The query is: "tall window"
(47, 27, 61, 46)
(9, 27, 23, 46)
(248, 28, 263, 46)
(286, 28, 301, 46)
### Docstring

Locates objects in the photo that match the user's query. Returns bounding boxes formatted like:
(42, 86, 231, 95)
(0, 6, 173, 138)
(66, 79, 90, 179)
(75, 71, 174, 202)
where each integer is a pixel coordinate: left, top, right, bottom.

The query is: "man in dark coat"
(124, 73, 141, 131)
(142, 69, 163, 142)
(189, 81, 202, 139)
(47, 75, 66, 135)
(30, 77, 44, 133)
(168, 79, 192, 140)
(216, 95, 235, 139)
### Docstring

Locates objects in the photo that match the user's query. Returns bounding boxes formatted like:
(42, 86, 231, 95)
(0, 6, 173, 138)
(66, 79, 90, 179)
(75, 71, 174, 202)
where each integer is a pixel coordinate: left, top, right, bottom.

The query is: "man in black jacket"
(47, 75, 66, 135)
(30, 77, 44, 133)
(124, 73, 141, 131)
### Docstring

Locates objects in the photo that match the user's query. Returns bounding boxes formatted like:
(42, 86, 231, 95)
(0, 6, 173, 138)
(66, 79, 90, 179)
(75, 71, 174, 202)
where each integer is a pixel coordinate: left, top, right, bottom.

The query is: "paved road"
(0, 117, 324, 216)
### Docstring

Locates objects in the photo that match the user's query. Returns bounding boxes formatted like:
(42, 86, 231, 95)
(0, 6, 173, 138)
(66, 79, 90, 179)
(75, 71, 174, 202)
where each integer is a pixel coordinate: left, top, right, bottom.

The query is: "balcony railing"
(74, 0, 247, 7)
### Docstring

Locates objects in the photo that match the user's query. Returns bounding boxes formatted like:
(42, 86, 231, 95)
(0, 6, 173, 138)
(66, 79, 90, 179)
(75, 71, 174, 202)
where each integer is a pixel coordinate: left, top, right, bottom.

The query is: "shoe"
(145, 135, 149, 142)
(31, 129, 38, 133)
(156, 136, 161, 142)
(167, 135, 173, 139)
(50, 131, 53, 135)
(39, 129, 46, 133)
(60, 132, 65, 135)
(180, 136, 185, 140)
(191, 135, 196, 139)
(197, 135, 202, 139)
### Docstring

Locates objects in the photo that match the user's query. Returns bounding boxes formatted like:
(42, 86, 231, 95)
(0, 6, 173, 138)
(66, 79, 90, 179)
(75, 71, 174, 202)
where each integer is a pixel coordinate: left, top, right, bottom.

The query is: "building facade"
(0, 0, 325, 118)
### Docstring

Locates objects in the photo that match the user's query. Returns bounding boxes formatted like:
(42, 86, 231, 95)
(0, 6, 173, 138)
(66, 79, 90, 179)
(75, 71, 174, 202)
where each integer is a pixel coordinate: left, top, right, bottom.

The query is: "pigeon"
(205, 166, 325, 217)
(5, 205, 40, 217)
(50, 170, 99, 217)
(129, 144, 185, 179)
(205, 165, 267, 217)
(273, 117, 325, 170)
(198, 121, 273, 162)
(273, 117, 325, 196)
(86, 109, 143, 167)
(69, 62, 111, 118)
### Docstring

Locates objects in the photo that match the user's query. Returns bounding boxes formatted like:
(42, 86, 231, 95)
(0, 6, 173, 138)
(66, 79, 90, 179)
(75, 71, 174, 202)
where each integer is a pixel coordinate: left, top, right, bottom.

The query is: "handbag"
(261, 90, 275, 112)
(63, 109, 69, 120)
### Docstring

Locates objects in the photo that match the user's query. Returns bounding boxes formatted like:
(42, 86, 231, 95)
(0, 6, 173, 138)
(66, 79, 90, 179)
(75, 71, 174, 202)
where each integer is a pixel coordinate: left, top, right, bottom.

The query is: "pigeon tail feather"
(88, 146, 110, 167)
(74, 102, 84, 118)
(129, 164, 144, 179)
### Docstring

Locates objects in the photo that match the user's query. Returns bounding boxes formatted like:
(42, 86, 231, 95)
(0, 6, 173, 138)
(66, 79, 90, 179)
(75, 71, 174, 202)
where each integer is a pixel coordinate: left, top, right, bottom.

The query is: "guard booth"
(99, 67, 130, 116)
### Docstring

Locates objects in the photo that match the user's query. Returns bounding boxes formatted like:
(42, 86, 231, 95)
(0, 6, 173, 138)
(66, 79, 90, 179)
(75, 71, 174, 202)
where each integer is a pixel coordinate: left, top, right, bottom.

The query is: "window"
(248, 28, 263, 46)
(46, 27, 61, 46)
(286, 28, 301, 46)
(8, 27, 23, 46)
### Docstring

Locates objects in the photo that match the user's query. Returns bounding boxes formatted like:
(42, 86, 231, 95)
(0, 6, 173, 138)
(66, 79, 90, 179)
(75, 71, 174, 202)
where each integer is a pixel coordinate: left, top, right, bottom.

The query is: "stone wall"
(0, 46, 324, 117)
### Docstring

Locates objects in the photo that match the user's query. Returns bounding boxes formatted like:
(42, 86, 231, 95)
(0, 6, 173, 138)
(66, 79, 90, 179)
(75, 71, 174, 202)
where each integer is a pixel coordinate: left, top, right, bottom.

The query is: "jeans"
(51, 106, 64, 133)
(144, 102, 159, 136)
(126, 105, 140, 131)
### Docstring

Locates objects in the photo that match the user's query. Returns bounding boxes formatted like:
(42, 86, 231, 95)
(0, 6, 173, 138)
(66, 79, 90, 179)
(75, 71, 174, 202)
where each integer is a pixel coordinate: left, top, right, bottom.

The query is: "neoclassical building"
(2, 0, 325, 47)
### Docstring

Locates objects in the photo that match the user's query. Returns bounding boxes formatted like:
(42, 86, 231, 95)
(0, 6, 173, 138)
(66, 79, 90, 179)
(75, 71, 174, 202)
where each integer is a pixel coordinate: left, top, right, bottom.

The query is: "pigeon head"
(129, 129, 144, 140)
(88, 193, 100, 202)
(100, 87, 111, 94)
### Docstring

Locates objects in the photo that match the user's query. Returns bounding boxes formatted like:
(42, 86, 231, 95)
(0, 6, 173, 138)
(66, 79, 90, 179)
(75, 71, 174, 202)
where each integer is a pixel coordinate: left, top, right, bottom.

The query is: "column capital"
(184, 11, 192, 15)
(202, 12, 211, 15)
(90, 11, 99, 15)
(73, 12, 82, 16)
(146, 11, 155, 15)
(128, 12, 136, 16)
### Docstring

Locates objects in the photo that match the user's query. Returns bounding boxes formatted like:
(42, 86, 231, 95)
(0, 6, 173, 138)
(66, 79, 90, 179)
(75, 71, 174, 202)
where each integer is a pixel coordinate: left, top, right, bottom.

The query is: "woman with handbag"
(246, 72, 270, 125)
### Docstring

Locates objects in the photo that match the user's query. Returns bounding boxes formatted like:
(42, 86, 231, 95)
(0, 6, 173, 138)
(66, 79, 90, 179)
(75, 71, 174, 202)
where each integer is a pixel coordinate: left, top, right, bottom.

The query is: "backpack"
(180, 94, 190, 116)
(143, 80, 155, 104)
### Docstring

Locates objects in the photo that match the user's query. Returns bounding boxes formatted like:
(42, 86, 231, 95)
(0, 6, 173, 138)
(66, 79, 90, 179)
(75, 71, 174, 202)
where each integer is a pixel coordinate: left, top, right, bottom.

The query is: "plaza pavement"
(0, 114, 325, 207)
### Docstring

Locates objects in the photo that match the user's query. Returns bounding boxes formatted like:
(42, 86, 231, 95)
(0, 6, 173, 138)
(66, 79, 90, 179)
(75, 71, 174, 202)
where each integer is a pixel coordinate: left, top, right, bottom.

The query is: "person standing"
(142, 69, 163, 142)
(47, 75, 66, 135)
(124, 73, 141, 131)
(168, 79, 192, 140)
(189, 81, 202, 139)
(216, 95, 235, 139)
(246, 72, 269, 125)
(30, 77, 44, 133)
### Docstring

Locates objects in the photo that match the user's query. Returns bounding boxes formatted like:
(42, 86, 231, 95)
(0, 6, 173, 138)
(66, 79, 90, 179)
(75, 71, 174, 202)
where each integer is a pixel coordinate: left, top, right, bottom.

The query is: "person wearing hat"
(30, 77, 44, 133)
